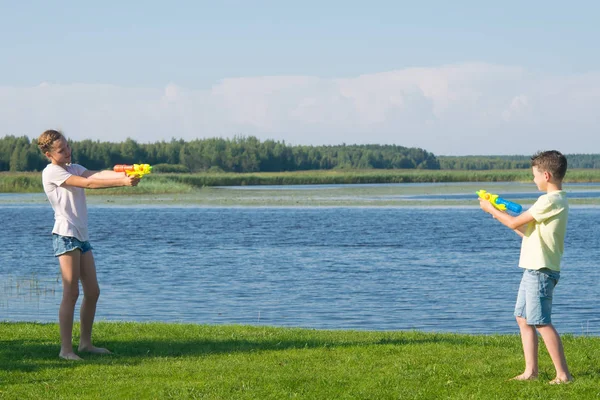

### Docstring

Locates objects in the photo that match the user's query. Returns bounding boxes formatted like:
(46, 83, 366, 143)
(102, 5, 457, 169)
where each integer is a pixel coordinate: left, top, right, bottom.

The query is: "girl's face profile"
(47, 137, 72, 165)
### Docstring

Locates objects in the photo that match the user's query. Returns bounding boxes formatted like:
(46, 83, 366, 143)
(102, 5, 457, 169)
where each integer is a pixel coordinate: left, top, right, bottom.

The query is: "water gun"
(113, 164, 153, 178)
(476, 189, 523, 214)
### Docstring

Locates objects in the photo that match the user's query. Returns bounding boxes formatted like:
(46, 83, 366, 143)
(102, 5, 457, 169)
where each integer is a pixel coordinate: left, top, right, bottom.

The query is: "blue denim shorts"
(514, 268, 560, 325)
(52, 234, 93, 257)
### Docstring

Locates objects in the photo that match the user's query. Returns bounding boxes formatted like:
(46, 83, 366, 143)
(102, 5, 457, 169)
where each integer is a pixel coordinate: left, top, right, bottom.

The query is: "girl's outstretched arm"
(83, 170, 127, 179)
(63, 173, 139, 189)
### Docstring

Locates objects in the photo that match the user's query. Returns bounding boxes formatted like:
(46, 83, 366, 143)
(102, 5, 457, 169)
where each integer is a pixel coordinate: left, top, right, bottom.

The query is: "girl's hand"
(123, 175, 141, 187)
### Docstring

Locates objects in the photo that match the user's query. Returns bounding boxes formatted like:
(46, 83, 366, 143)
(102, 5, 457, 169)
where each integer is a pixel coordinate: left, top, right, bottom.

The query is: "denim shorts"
(514, 268, 560, 325)
(52, 234, 93, 257)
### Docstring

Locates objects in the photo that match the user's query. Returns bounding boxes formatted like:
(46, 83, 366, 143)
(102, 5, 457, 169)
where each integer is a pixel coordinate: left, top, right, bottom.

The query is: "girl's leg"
(536, 324, 573, 383)
(58, 250, 83, 360)
(77, 251, 110, 354)
(512, 316, 539, 380)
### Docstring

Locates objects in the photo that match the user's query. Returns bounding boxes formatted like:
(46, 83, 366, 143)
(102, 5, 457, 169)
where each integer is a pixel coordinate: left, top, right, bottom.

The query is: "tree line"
(0, 135, 439, 172)
(438, 154, 600, 170)
(1, 135, 598, 173)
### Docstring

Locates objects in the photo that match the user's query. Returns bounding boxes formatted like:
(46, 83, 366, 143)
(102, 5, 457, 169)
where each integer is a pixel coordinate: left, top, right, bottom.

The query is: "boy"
(479, 150, 573, 384)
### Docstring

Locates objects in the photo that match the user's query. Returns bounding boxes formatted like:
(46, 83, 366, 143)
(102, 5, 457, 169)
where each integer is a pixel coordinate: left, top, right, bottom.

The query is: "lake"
(1, 184, 600, 335)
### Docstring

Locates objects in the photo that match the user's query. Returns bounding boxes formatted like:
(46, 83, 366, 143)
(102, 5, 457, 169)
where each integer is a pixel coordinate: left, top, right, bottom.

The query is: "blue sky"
(1, 1, 599, 155)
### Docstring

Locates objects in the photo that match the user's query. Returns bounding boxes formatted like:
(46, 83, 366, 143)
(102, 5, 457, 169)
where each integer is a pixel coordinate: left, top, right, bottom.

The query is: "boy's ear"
(544, 171, 552, 182)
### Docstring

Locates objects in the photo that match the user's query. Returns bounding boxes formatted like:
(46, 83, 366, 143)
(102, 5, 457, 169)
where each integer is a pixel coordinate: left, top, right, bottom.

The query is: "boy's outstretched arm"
(479, 199, 534, 237)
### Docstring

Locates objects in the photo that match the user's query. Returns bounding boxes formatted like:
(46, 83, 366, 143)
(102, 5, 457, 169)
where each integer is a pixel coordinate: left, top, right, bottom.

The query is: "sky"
(1, 1, 599, 155)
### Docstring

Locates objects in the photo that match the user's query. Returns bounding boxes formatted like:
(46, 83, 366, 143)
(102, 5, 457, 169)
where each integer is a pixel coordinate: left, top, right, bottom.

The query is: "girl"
(38, 129, 140, 360)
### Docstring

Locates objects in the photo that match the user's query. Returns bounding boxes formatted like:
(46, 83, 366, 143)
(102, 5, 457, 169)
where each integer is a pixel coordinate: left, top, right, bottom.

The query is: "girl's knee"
(62, 289, 79, 304)
(84, 287, 100, 302)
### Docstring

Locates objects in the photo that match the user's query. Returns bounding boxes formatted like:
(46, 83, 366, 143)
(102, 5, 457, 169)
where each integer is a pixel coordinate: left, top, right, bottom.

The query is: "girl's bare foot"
(59, 351, 83, 361)
(549, 376, 573, 385)
(78, 345, 112, 354)
(509, 373, 538, 381)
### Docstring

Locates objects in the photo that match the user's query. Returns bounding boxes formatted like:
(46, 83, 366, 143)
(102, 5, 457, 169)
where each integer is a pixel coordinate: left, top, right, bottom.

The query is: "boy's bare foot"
(549, 376, 573, 385)
(78, 345, 112, 354)
(509, 373, 538, 381)
(59, 352, 83, 361)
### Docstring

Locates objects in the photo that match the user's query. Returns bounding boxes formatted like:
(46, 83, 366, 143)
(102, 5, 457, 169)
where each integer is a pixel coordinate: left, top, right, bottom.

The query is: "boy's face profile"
(532, 166, 550, 191)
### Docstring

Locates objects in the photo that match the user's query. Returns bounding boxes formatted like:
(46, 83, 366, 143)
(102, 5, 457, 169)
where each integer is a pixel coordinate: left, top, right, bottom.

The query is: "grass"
(1, 323, 599, 399)
(2, 169, 600, 195)
(2, 170, 600, 208)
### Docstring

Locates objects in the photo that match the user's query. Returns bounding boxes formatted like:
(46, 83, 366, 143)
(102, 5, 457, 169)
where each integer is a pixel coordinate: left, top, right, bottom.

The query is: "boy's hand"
(479, 199, 496, 214)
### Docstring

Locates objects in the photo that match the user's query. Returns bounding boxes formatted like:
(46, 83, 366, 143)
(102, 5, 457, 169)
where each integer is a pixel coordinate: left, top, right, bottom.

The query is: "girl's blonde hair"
(38, 130, 65, 154)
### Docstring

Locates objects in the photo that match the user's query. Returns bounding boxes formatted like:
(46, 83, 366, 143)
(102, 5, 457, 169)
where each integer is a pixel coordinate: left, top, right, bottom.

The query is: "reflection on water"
(1, 190, 600, 335)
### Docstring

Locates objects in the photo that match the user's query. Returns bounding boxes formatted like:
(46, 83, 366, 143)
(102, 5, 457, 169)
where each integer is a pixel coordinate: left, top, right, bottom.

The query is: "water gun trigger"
(495, 203, 507, 211)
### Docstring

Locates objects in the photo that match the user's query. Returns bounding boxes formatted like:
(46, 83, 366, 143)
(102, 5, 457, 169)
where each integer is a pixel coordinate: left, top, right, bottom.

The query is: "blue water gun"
(476, 189, 523, 214)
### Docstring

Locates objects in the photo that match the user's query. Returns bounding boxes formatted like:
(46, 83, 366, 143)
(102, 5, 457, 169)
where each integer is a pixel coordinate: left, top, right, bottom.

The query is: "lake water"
(2, 187, 600, 335)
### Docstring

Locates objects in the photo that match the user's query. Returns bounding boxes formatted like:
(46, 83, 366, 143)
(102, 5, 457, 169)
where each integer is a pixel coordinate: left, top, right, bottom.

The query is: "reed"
(0, 172, 44, 193)
(2, 169, 600, 194)
(1, 273, 59, 299)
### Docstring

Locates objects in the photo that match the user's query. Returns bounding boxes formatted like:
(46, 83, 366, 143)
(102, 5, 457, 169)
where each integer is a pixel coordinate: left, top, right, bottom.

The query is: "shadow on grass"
(0, 339, 75, 372)
(0, 333, 481, 372)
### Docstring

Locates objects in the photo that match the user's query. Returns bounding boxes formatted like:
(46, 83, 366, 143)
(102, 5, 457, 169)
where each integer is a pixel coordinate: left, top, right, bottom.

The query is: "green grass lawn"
(1, 322, 599, 399)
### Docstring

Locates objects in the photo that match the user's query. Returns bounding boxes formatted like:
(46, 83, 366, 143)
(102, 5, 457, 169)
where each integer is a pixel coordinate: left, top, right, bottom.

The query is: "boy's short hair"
(531, 150, 567, 181)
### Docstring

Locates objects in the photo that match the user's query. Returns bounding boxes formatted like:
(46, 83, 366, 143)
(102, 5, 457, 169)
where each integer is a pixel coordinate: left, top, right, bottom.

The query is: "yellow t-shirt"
(518, 190, 568, 271)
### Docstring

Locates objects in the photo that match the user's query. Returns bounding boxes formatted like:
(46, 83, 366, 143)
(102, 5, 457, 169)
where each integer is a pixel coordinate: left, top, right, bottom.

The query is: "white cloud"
(1, 63, 599, 155)
(502, 95, 530, 122)
(163, 83, 181, 103)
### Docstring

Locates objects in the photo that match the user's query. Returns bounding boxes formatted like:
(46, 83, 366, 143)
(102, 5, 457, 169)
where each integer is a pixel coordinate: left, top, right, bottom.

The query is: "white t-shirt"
(42, 163, 89, 241)
(518, 190, 568, 271)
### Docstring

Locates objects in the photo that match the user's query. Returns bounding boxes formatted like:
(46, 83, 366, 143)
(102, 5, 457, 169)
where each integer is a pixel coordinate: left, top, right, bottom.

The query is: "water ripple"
(1, 206, 599, 335)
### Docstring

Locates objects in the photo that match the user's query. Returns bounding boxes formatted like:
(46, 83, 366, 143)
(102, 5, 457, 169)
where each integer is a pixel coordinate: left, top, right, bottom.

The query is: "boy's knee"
(535, 323, 555, 331)
(516, 316, 528, 326)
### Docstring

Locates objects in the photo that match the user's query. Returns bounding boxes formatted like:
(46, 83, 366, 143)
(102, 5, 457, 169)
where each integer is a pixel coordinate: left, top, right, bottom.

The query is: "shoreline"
(1, 319, 599, 336)
(3, 182, 600, 207)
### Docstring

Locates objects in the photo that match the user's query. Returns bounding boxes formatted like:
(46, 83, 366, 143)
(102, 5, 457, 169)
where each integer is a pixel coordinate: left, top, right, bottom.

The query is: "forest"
(1, 135, 598, 173)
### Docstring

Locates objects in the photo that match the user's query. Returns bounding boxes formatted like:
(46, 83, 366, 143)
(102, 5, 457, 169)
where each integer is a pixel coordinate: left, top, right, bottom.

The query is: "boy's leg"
(513, 271, 538, 380)
(521, 269, 571, 383)
(536, 324, 573, 383)
(78, 250, 111, 354)
(514, 316, 539, 380)
(58, 250, 83, 360)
